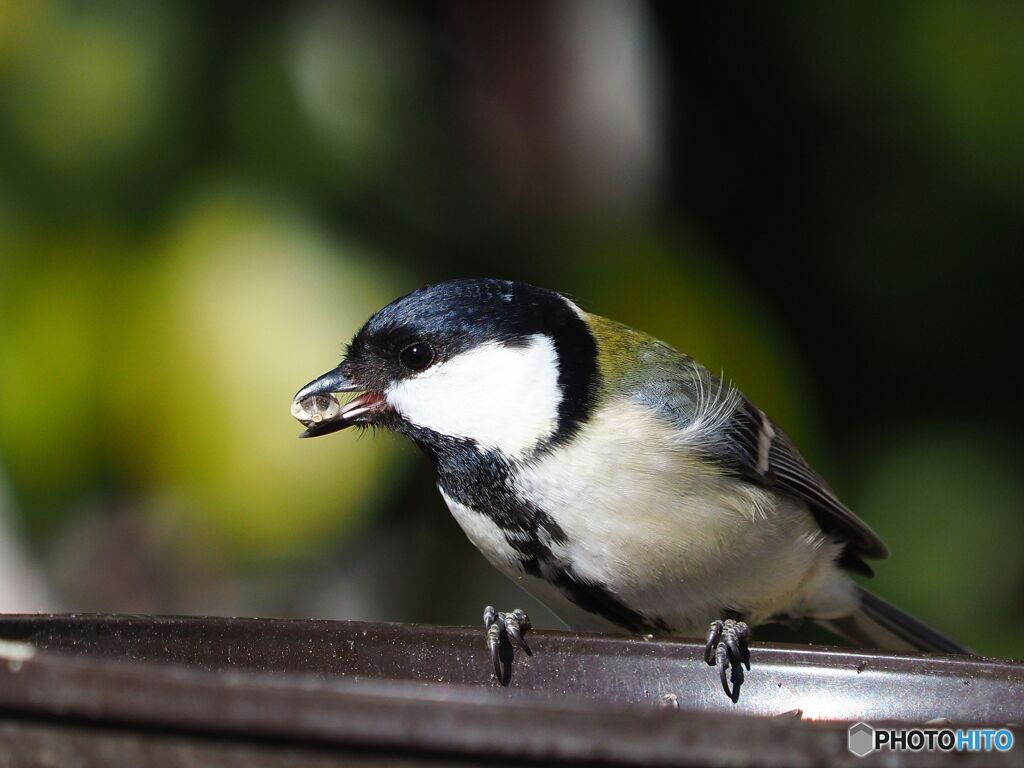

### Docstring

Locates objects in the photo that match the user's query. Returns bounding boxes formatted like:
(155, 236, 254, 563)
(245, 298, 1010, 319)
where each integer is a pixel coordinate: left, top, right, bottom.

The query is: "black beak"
(292, 365, 384, 438)
(294, 364, 361, 402)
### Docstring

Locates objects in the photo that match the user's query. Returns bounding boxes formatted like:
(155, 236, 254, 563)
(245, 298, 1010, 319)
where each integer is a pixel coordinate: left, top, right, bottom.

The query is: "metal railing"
(0, 615, 1020, 766)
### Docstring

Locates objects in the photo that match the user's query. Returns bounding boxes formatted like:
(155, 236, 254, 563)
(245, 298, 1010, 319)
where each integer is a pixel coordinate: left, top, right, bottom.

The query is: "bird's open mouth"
(291, 365, 389, 438)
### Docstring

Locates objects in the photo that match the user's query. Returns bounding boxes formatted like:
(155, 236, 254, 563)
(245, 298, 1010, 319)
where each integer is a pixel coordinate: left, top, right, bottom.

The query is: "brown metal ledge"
(0, 615, 1020, 767)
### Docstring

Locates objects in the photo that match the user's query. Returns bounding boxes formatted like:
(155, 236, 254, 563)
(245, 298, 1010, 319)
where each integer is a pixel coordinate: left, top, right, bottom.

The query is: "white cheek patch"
(386, 334, 562, 456)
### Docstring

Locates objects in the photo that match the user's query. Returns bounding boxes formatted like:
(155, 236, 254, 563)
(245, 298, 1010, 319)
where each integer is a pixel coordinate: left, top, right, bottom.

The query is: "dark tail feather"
(819, 586, 971, 655)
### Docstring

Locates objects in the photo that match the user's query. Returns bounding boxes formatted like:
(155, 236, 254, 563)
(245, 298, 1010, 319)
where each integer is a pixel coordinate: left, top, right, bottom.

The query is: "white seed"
(290, 393, 341, 425)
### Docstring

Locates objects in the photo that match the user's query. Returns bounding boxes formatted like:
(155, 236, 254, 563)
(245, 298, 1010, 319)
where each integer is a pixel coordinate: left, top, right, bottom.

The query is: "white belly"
(442, 400, 857, 636)
(439, 487, 621, 632)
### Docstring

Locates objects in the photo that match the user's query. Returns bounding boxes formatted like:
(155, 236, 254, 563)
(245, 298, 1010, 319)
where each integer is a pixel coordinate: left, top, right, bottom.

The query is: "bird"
(291, 278, 967, 700)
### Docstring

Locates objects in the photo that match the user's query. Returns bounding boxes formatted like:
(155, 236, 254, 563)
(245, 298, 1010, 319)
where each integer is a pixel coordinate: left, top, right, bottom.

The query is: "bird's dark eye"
(399, 342, 434, 372)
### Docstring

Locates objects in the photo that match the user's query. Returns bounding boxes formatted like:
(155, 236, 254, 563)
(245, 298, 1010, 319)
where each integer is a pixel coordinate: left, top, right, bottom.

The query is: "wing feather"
(720, 394, 888, 574)
(629, 344, 888, 576)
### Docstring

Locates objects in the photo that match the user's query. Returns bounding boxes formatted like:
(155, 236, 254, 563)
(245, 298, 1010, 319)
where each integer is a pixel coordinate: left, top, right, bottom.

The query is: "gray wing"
(634, 344, 888, 576)
(719, 393, 888, 575)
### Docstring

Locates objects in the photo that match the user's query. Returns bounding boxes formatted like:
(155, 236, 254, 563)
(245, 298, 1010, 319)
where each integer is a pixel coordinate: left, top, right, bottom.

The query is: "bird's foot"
(484, 606, 532, 685)
(704, 618, 750, 702)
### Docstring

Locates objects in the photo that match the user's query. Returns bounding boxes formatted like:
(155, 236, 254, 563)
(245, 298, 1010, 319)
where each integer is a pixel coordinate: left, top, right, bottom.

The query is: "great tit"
(292, 278, 967, 700)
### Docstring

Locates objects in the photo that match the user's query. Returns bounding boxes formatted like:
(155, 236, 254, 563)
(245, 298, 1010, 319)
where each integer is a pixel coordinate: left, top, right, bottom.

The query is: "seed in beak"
(290, 393, 341, 425)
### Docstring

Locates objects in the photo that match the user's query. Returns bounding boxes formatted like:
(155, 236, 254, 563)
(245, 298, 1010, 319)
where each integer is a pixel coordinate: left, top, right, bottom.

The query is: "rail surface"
(0, 615, 1020, 767)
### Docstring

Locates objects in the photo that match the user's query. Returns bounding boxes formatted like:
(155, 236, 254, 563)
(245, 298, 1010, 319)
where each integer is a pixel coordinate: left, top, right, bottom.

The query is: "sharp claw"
(519, 635, 533, 656)
(726, 633, 742, 665)
(716, 642, 744, 702)
(487, 626, 502, 680)
(729, 659, 744, 700)
(506, 620, 532, 656)
(719, 653, 732, 699)
(483, 606, 497, 630)
(491, 646, 502, 680)
(487, 622, 503, 684)
(704, 620, 723, 665)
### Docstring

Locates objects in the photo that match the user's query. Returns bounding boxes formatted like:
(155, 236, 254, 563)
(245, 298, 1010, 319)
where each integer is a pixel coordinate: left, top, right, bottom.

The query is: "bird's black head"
(292, 279, 599, 458)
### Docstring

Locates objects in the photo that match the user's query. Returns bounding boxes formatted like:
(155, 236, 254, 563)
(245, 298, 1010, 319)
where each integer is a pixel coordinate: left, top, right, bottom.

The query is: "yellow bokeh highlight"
(0, 242, 111, 512)
(106, 186, 408, 558)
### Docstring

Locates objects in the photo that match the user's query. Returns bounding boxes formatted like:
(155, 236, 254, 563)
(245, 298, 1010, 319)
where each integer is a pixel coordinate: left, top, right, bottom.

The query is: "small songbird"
(292, 278, 966, 700)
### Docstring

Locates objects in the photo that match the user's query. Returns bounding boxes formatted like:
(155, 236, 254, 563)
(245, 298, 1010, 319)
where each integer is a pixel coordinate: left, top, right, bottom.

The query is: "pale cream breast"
(513, 399, 856, 633)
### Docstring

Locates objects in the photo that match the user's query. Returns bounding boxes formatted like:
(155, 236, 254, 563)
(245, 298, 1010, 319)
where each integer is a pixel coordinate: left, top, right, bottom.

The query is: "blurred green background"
(0, 1, 1020, 657)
